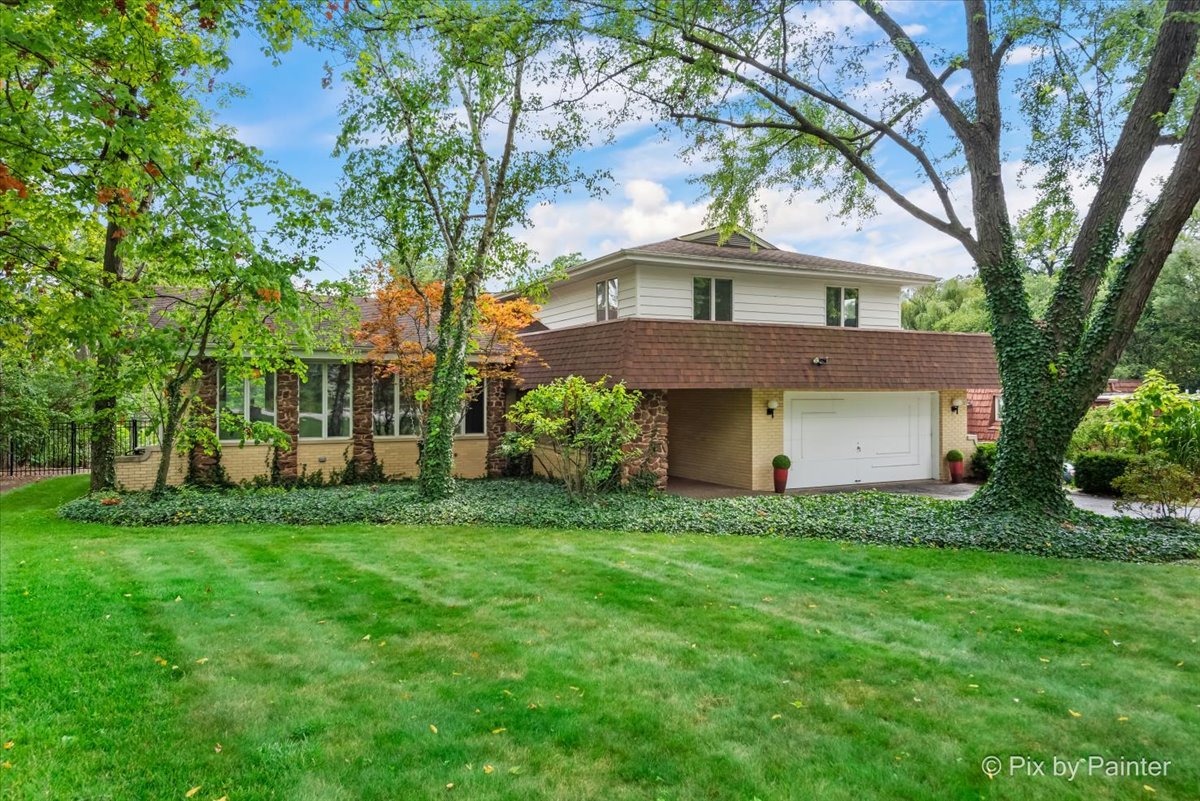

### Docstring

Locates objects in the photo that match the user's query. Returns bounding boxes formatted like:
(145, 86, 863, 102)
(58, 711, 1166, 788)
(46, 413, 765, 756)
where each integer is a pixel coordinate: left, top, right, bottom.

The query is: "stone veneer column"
(485, 380, 509, 478)
(188, 358, 221, 479)
(275, 370, 300, 479)
(351, 362, 376, 470)
(623, 389, 669, 489)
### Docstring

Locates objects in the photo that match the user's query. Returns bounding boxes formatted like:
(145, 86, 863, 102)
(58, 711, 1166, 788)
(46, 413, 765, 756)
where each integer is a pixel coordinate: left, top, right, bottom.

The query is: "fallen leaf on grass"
(195, 658, 209, 665)
(1118, 716, 1129, 722)
(483, 765, 495, 774)
(214, 743, 222, 753)
(789, 700, 804, 708)
(2, 742, 12, 750)
(1144, 785, 1155, 793)
(429, 725, 438, 734)
(1069, 709, 1082, 718)
(771, 714, 782, 720)
(492, 727, 506, 735)
(185, 786, 201, 798)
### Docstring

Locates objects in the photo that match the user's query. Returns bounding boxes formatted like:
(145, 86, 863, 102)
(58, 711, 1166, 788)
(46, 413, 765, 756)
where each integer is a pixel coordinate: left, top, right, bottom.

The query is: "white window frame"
(595, 277, 619, 321)
(298, 362, 353, 440)
(216, 367, 277, 442)
(692, 276, 734, 321)
(993, 394, 1004, 422)
(825, 286, 860, 328)
(372, 376, 488, 439)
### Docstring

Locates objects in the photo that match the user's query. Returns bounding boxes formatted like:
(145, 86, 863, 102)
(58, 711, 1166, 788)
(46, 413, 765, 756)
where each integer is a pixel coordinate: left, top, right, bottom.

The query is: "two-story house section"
(518, 229, 1001, 492)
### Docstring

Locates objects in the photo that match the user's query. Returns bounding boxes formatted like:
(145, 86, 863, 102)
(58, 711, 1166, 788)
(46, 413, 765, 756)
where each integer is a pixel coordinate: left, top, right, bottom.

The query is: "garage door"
(783, 392, 937, 489)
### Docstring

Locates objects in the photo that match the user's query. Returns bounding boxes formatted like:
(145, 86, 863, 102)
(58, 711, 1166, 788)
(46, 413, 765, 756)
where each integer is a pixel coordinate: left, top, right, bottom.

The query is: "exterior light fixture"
(951, 396, 966, 414)
(812, 356, 828, 366)
(767, 399, 779, 417)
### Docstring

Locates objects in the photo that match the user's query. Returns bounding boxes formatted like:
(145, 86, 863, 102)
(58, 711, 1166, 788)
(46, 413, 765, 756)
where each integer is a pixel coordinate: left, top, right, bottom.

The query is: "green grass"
(2, 477, 1198, 800)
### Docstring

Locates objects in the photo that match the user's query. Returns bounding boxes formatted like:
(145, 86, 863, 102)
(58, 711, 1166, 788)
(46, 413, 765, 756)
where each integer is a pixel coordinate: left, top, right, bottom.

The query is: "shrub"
(1113, 455, 1199, 522)
(502, 376, 642, 497)
(58, 479, 1200, 563)
(1068, 405, 1126, 459)
(971, 442, 997, 480)
(772, 454, 791, 470)
(1074, 451, 1133, 495)
(945, 449, 964, 463)
(1108, 370, 1200, 471)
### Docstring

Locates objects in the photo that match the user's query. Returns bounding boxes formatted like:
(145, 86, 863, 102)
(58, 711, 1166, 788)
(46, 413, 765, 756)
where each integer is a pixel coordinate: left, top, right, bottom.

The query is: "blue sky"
(206, 1, 1174, 285)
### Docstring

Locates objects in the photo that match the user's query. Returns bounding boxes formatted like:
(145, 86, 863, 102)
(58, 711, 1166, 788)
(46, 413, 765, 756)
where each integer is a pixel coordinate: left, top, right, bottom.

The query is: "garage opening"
(783, 391, 938, 489)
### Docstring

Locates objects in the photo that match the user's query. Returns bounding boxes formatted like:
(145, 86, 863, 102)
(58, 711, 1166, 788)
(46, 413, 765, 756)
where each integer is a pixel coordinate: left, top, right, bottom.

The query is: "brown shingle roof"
(518, 319, 999, 390)
(625, 238, 937, 283)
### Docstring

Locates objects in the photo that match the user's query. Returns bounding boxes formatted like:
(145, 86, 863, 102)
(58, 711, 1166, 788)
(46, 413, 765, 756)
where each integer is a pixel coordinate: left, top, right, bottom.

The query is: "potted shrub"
(945, 449, 965, 483)
(772, 454, 791, 493)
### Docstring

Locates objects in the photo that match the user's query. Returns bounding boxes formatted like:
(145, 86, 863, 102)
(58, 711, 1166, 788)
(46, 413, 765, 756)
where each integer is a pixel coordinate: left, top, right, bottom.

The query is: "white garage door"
(784, 392, 937, 489)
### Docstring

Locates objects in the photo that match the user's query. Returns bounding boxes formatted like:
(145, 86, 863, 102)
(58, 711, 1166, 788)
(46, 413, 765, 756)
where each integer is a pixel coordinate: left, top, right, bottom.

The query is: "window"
(217, 369, 276, 440)
(693, 277, 733, 321)
(993, 394, 1004, 422)
(371, 374, 486, 437)
(298, 362, 352, 439)
(825, 287, 859, 327)
(595, 277, 619, 321)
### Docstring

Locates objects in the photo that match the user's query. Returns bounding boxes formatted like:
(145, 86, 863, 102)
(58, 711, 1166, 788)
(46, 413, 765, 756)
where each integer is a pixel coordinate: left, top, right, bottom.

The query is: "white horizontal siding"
(634, 265, 903, 329)
(538, 267, 636, 329)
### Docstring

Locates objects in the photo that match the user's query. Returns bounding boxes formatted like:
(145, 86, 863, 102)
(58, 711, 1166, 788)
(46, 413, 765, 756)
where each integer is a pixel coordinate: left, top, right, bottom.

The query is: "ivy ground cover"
(4, 476, 1199, 800)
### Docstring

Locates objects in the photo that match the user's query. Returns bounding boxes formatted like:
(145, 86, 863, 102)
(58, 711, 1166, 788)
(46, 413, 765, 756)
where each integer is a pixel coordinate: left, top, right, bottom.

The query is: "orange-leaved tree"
(356, 270, 539, 456)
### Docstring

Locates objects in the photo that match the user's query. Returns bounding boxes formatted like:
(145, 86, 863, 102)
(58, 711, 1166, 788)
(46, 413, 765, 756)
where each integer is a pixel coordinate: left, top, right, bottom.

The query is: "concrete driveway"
(666, 477, 1124, 516)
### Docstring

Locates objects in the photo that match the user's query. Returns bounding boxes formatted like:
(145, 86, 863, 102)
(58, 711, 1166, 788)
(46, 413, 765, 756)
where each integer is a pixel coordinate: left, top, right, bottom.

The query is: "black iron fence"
(2, 417, 158, 477)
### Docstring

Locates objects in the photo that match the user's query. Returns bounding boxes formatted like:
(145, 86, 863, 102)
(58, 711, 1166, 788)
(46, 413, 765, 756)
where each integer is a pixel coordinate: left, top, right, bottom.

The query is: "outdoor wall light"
(951, 396, 966, 414)
(767, 399, 779, 417)
(812, 356, 828, 366)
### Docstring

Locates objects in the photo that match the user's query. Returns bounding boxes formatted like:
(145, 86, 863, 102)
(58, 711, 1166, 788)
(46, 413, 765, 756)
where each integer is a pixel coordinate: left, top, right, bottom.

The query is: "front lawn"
(4, 477, 1198, 800)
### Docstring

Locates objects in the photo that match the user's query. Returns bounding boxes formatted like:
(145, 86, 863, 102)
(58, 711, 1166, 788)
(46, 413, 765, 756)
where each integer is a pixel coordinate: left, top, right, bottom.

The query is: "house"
(967, 378, 1141, 443)
(114, 228, 1001, 492)
(515, 229, 999, 491)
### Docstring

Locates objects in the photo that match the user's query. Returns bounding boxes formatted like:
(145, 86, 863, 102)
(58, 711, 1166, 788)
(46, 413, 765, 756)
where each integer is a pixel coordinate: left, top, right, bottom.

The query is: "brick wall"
(668, 389, 753, 489)
(939, 389, 974, 480)
(749, 389, 785, 491)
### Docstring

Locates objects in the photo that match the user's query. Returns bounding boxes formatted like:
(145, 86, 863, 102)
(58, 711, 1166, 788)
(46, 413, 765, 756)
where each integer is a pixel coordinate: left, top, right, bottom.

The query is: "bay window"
(217, 369, 276, 440)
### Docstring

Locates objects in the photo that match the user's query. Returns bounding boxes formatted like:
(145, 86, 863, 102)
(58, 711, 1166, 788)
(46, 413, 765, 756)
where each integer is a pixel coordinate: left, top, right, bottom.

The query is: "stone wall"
(623, 389, 669, 489)
(275, 369, 299, 479)
(351, 363, 376, 470)
(187, 358, 220, 481)
(485, 379, 509, 478)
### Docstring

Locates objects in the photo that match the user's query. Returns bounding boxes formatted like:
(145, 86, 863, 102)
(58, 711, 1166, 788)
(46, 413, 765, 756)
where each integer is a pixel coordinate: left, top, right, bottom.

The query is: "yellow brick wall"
(749, 389, 785, 492)
(667, 389, 754, 489)
(938, 389, 973, 480)
(115, 436, 488, 489)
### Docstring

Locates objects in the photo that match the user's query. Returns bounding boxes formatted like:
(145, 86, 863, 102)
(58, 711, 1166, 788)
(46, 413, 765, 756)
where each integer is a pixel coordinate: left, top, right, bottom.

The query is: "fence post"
(70, 422, 78, 474)
(131, 418, 139, 453)
(7, 436, 12, 476)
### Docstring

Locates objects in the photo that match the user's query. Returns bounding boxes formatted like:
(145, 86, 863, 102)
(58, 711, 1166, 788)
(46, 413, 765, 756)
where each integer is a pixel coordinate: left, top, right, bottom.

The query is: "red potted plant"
(772, 454, 791, 493)
(946, 449, 965, 483)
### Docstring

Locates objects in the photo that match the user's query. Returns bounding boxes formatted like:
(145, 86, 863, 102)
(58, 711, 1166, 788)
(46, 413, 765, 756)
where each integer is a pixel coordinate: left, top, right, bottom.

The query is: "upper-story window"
(299, 362, 352, 439)
(595, 277, 618, 321)
(372, 372, 487, 437)
(217, 369, 276, 440)
(693, 277, 733, 321)
(825, 287, 859, 327)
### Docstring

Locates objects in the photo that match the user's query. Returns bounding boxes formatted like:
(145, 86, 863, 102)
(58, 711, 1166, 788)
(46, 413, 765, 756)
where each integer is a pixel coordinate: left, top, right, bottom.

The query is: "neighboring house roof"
(557, 228, 938, 286)
(516, 318, 1000, 390)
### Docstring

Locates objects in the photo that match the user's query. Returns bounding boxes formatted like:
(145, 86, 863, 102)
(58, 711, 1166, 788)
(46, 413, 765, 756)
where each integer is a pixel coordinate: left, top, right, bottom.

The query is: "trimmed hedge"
(971, 442, 998, 480)
(59, 479, 1200, 563)
(1074, 452, 1133, 495)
